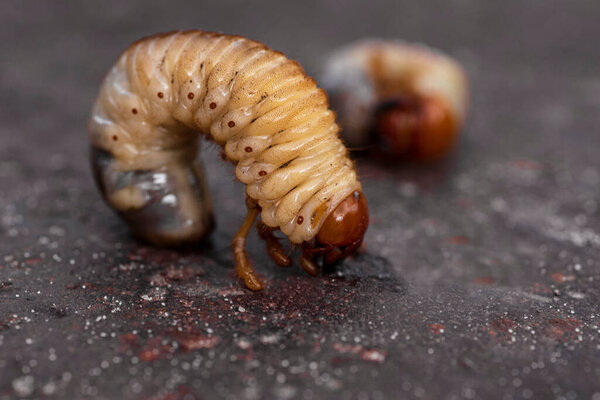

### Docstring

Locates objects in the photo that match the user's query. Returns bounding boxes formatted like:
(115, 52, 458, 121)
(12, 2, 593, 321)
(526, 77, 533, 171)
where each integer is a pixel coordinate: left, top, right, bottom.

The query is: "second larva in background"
(321, 40, 469, 162)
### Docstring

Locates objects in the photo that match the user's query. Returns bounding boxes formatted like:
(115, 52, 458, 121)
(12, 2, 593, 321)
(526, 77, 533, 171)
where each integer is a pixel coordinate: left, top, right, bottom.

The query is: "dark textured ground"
(2, 1, 600, 399)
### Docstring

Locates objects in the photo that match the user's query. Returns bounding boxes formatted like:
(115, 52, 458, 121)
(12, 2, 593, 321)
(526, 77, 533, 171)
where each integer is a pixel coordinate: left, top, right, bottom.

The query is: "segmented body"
(321, 40, 468, 153)
(89, 31, 361, 245)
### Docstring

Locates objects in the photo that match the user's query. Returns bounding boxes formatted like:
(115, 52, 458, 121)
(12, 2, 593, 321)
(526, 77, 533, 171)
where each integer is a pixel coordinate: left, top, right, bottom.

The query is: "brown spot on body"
(244, 146, 253, 153)
(209, 102, 217, 109)
(228, 121, 236, 128)
(112, 135, 118, 141)
(187, 92, 195, 100)
(131, 108, 138, 114)
(157, 92, 164, 98)
(296, 216, 304, 225)
(258, 170, 267, 176)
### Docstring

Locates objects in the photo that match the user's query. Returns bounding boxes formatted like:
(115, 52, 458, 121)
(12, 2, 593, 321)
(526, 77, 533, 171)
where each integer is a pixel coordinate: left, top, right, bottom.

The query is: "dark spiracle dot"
(112, 135, 118, 141)
(209, 102, 217, 109)
(228, 121, 236, 128)
(131, 108, 138, 114)
(244, 146, 253, 153)
(157, 92, 164, 99)
(296, 216, 304, 225)
(187, 92, 195, 100)
(258, 170, 267, 176)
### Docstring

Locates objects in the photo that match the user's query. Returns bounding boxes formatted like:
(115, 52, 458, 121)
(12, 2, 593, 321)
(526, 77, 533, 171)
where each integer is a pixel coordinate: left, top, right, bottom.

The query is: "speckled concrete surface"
(1, 1, 600, 399)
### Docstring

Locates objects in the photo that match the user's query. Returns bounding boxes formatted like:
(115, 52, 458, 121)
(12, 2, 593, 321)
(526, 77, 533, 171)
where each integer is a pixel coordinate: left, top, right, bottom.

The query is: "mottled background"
(1, 1, 600, 399)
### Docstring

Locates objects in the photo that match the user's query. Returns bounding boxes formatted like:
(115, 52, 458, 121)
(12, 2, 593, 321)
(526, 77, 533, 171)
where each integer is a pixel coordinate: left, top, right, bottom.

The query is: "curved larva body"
(321, 40, 469, 161)
(89, 31, 368, 289)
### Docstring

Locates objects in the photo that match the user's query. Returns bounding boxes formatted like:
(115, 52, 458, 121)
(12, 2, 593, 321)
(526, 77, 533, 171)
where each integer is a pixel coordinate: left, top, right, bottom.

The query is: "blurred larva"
(88, 31, 369, 290)
(321, 40, 469, 161)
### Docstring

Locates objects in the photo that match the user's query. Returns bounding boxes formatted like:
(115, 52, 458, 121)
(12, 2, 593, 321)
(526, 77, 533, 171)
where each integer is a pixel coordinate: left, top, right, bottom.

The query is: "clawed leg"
(257, 222, 292, 267)
(232, 197, 262, 291)
(300, 245, 319, 276)
(257, 224, 321, 277)
(235, 198, 357, 288)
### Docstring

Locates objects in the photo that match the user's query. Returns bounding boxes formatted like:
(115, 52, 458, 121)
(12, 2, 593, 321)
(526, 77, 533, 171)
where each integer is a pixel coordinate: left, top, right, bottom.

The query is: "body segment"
(89, 31, 368, 289)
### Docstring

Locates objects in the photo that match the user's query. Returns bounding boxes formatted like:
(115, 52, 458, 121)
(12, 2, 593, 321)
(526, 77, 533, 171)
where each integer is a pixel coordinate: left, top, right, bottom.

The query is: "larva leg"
(232, 197, 263, 291)
(257, 223, 292, 267)
(299, 245, 318, 277)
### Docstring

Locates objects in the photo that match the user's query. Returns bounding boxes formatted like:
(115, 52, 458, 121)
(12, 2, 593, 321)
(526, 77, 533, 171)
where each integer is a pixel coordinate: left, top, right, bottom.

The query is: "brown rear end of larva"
(88, 31, 369, 290)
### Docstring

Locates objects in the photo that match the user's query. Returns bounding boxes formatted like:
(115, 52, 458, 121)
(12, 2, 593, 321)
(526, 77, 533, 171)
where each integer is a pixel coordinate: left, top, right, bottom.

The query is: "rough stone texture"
(1, 1, 600, 399)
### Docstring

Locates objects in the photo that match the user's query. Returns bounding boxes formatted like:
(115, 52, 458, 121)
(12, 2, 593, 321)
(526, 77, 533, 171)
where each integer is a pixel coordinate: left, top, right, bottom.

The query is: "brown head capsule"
(321, 39, 469, 162)
(315, 190, 369, 264)
(88, 30, 368, 291)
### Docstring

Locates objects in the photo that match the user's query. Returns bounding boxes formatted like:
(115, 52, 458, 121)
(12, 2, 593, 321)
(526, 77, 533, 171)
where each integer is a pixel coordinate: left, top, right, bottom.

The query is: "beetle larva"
(321, 40, 469, 161)
(88, 31, 369, 290)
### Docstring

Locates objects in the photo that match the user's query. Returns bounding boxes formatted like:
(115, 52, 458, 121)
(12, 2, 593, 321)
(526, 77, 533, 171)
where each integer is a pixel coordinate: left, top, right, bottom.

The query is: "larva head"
(315, 190, 369, 264)
(373, 95, 458, 162)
